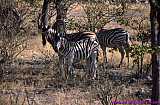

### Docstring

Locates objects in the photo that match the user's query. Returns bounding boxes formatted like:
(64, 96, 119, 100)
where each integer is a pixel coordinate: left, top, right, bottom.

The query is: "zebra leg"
(67, 53, 75, 79)
(110, 49, 114, 66)
(90, 51, 98, 79)
(102, 47, 108, 65)
(86, 57, 91, 79)
(59, 55, 66, 79)
(118, 46, 125, 67)
(125, 44, 130, 68)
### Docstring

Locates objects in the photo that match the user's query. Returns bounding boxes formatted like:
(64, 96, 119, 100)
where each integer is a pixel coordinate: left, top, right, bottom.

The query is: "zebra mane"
(98, 28, 124, 32)
(64, 32, 96, 42)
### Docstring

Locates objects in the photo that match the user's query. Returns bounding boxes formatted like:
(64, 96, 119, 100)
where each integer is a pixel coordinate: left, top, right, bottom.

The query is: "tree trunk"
(149, 0, 160, 104)
(54, 0, 67, 36)
(157, 9, 160, 45)
(41, 0, 49, 46)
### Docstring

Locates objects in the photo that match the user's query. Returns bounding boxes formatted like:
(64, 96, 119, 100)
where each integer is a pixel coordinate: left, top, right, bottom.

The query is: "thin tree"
(40, 0, 49, 46)
(149, 0, 160, 104)
(40, 0, 71, 43)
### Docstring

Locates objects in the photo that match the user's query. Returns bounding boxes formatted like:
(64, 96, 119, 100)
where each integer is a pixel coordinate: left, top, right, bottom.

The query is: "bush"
(0, 1, 28, 64)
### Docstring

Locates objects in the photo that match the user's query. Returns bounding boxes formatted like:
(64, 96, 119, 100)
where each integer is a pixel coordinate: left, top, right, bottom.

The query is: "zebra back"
(65, 32, 96, 42)
(57, 37, 99, 61)
(45, 28, 98, 53)
(97, 28, 129, 48)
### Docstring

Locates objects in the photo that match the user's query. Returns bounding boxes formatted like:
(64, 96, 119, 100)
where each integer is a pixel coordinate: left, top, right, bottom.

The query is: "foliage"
(0, 32, 28, 63)
(116, 18, 129, 26)
(18, 0, 42, 6)
(0, 1, 29, 64)
(129, 32, 159, 74)
(66, 18, 78, 30)
(82, 3, 110, 32)
(155, 0, 160, 8)
(130, 45, 152, 59)
(67, 2, 127, 32)
(129, 35, 151, 74)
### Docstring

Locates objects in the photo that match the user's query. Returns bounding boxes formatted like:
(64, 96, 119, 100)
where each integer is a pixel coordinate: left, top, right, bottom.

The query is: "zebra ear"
(48, 28, 54, 33)
(45, 25, 49, 29)
(57, 33, 60, 36)
(46, 25, 51, 30)
(56, 41, 61, 51)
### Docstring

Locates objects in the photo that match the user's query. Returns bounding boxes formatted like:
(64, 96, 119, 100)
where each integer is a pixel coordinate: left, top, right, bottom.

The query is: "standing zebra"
(56, 34, 99, 79)
(42, 26, 97, 52)
(97, 28, 130, 67)
(42, 26, 99, 79)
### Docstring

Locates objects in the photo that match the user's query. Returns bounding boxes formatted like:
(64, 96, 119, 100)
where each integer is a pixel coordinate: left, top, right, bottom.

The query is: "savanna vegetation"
(0, 0, 159, 105)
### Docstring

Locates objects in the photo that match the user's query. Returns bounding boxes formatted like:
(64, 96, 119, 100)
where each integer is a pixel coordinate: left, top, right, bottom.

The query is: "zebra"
(57, 34, 99, 79)
(96, 28, 130, 67)
(42, 26, 97, 52)
(42, 26, 99, 79)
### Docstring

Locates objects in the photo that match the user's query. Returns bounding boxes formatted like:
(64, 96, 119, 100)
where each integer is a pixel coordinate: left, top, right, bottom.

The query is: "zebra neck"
(59, 41, 73, 56)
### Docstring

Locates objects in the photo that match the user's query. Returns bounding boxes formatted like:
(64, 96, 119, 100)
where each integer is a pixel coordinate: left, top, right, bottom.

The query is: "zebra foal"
(97, 28, 130, 67)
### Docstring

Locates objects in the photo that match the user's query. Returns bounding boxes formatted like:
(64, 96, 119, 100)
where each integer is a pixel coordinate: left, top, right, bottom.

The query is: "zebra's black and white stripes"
(42, 26, 130, 76)
(44, 26, 97, 53)
(43, 27, 99, 79)
(96, 28, 130, 67)
(56, 34, 99, 79)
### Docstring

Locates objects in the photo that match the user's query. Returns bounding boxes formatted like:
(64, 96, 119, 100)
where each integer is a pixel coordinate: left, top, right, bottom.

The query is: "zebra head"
(43, 26, 60, 53)
(56, 33, 66, 53)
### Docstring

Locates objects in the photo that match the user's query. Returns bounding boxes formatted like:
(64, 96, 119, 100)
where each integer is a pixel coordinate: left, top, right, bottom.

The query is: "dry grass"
(0, 35, 151, 105)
